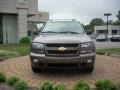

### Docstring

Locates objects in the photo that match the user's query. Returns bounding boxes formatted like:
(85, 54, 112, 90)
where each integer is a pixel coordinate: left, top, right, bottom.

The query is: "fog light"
(87, 59, 92, 63)
(33, 59, 38, 63)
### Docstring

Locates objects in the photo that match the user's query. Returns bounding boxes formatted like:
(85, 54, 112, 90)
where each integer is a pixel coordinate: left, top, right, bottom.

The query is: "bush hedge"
(39, 81, 54, 90)
(19, 37, 31, 44)
(54, 84, 66, 90)
(7, 76, 20, 86)
(96, 50, 106, 55)
(14, 80, 28, 90)
(73, 80, 90, 90)
(0, 71, 118, 90)
(96, 79, 116, 90)
(0, 72, 6, 82)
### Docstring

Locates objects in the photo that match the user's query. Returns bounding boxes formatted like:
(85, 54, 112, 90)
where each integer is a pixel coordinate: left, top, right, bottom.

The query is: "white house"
(0, 0, 49, 44)
(94, 25, 120, 37)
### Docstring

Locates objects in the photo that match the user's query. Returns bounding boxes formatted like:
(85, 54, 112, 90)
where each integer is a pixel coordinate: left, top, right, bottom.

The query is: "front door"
(2, 15, 17, 43)
(0, 15, 3, 44)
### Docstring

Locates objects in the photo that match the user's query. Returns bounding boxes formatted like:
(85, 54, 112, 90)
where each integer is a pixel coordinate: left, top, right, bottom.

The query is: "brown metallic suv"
(30, 20, 96, 73)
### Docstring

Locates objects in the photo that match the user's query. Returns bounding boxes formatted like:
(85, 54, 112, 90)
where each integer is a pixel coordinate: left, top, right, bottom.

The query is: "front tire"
(32, 66, 39, 73)
(85, 66, 94, 72)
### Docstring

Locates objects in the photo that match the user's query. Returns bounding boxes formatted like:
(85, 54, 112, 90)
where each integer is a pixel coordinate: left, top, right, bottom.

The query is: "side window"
(112, 30, 118, 35)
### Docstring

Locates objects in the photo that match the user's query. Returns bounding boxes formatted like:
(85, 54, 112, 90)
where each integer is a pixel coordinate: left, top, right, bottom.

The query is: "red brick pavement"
(0, 55, 120, 89)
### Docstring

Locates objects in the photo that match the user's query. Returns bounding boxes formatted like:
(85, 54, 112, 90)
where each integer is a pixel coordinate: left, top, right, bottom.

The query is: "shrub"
(95, 79, 116, 90)
(73, 80, 90, 90)
(14, 80, 28, 90)
(39, 81, 54, 90)
(7, 76, 20, 86)
(0, 72, 6, 82)
(19, 37, 31, 44)
(106, 53, 111, 56)
(96, 51, 106, 55)
(54, 84, 66, 90)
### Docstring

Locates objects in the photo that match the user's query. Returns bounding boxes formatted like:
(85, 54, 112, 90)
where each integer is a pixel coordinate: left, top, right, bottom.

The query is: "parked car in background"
(110, 35, 120, 42)
(96, 34, 107, 42)
(30, 20, 96, 73)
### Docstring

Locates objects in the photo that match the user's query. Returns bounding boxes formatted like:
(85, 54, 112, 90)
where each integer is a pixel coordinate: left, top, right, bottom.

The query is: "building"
(94, 25, 120, 37)
(0, 0, 49, 44)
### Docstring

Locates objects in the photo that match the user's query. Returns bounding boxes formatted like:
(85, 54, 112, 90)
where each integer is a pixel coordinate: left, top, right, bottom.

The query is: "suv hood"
(33, 34, 92, 43)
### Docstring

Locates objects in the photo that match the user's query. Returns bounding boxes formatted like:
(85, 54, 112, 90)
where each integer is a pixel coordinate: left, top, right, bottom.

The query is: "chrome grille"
(45, 44, 80, 56)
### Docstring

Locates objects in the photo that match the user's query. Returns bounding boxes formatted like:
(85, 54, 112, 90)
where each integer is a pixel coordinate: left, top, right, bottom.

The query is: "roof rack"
(49, 19, 76, 22)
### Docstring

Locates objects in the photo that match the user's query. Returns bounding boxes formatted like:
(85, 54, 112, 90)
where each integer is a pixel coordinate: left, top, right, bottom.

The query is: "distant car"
(110, 35, 120, 42)
(107, 35, 112, 40)
(96, 34, 107, 42)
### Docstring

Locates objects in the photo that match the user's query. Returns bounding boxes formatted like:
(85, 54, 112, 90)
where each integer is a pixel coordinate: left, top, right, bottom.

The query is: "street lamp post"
(104, 13, 112, 36)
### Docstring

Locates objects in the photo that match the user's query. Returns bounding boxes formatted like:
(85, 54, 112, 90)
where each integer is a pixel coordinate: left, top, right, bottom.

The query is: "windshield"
(41, 21, 85, 34)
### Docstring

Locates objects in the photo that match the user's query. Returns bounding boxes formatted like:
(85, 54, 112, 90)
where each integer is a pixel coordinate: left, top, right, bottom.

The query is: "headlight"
(80, 42, 95, 54)
(32, 43, 44, 49)
(81, 43, 94, 48)
(31, 43, 44, 54)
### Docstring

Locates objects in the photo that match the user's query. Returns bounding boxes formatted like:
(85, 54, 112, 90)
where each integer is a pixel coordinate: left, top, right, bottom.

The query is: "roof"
(95, 25, 120, 30)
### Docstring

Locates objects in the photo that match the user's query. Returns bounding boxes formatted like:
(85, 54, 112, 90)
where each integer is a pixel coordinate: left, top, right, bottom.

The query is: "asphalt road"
(93, 40, 120, 49)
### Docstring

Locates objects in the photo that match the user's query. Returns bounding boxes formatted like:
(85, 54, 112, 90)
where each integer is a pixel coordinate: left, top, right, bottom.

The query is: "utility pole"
(104, 13, 112, 36)
(104, 13, 112, 41)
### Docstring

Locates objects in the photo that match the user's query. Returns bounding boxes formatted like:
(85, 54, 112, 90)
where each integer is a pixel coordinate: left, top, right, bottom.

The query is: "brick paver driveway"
(0, 55, 120, 89)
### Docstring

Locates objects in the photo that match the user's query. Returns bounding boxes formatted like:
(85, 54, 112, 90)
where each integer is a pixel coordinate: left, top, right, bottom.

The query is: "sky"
(38, 0, 120, 25)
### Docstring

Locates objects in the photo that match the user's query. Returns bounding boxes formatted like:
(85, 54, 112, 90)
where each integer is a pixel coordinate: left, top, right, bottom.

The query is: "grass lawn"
(0, 44, 30, 60)
(0, 44, 120, 60)
(97, 48, 120, 56)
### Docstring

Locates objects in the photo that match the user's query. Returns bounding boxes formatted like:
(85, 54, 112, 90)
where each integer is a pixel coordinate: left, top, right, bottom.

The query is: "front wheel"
(32, 66, 40, 73)
(85, 66, 94, 72)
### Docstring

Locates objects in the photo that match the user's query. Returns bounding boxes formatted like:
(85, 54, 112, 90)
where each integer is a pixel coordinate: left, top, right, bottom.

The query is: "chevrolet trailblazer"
(30, 20, 96, 73)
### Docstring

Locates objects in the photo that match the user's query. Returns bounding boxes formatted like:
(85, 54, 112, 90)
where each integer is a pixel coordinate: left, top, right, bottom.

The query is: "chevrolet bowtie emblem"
(58, 47, 66, 51)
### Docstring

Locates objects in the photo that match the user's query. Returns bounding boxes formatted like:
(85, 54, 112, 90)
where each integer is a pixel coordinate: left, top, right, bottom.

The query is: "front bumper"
(30, 52, 96, 68)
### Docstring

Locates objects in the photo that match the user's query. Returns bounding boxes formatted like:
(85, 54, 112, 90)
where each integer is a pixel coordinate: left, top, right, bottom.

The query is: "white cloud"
(38, 0, 120, 24)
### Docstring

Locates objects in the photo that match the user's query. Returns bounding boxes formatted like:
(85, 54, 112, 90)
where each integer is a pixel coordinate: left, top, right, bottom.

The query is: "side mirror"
(33, 31, 39, 36)
(86, 31, 92, 35)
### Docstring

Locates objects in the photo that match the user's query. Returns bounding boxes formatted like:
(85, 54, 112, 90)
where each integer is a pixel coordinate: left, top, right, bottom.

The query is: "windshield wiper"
(42, 31, 81, 34)
(59, 31, 80, 34)
(42, 31, 58, 33)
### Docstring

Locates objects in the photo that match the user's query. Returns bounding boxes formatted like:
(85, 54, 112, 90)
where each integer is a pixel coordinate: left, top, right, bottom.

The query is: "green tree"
(90, 18, 104, 26)
(84, 18, 104, 32)
(90, 18, 104, 29)
(84, 25, 91, 31)
(104, 20, 113, 25)
(112, 21, 119, 25)
(116, 10, 120, 25)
